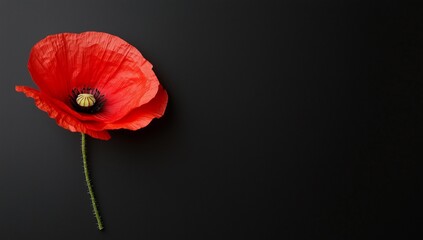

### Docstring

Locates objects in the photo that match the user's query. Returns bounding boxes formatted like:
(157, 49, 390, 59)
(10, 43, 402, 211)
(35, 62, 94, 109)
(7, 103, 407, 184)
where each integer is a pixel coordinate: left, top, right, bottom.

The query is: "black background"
(0, 0, 421, 239)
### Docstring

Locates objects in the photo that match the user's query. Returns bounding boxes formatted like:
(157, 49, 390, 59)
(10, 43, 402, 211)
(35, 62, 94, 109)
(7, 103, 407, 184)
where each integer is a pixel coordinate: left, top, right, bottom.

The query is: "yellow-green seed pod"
(76, 93, 96, 107)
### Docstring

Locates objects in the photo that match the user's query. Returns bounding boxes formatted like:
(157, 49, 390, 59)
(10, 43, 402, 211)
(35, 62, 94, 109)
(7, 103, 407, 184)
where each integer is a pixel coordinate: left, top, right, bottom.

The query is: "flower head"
(16, 32, 168, 140)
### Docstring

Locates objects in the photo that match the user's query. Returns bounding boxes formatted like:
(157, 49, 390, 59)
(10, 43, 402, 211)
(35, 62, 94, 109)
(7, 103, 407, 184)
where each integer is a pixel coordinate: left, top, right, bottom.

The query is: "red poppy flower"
(16, 31, 168, 140)
(16, 32, 168, 230)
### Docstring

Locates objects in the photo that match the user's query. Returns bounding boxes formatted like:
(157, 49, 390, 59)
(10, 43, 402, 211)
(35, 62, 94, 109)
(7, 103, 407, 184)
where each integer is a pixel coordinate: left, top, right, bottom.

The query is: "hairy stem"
(81, 133, 104, 230)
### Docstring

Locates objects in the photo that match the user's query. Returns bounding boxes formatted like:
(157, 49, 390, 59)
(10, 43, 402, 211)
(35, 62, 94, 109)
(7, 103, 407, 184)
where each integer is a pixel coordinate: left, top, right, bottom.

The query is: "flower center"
(70, 87, 105, 114)
(76, 93, 96, 107)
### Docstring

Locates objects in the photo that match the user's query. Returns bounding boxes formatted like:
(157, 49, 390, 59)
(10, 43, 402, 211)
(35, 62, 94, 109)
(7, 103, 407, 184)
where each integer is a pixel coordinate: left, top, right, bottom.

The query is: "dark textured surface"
(0, 0, 421, 239)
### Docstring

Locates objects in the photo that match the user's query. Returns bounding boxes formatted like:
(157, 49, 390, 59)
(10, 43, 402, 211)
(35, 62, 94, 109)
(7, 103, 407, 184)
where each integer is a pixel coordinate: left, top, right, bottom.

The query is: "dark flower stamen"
(70, 87, 105, 113)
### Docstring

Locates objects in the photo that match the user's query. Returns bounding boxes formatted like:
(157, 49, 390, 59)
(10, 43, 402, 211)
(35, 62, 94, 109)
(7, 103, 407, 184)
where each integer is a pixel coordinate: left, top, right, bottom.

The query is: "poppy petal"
(104, 85, 168, 130)
(85, 85, 168, 131)
(96, 60, 160, 123)
(16, 86, 111, 140)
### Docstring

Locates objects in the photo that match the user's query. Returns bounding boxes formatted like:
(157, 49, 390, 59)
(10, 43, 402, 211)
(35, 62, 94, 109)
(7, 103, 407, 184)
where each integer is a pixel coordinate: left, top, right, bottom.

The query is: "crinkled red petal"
(104, 85, 168, 130)
(85, 85, 168, 131)
(16, 86, 111, 140)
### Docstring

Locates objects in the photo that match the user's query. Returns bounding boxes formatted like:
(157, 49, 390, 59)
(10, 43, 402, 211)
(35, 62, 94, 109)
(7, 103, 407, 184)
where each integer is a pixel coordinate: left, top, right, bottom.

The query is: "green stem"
(81, 133, 104, 230)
